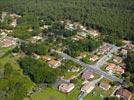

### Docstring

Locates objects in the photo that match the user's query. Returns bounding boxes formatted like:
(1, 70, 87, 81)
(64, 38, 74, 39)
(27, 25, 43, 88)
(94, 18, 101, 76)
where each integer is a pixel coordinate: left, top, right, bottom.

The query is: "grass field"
(30, 87, 103, 100)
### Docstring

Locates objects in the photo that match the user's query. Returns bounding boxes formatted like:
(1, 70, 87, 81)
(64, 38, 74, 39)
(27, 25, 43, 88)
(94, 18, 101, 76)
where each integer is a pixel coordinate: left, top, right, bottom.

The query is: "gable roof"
(116, 88, 132, 100)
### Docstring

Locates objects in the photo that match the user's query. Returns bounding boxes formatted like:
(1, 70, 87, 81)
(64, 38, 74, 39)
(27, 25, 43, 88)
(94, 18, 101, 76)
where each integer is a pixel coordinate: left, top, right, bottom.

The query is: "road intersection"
(52, 44, 123, 83)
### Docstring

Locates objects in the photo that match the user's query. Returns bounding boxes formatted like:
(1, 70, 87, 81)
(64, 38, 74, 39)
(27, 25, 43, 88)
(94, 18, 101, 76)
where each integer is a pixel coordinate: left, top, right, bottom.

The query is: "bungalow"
(65, 23, 75, 30)
(116, 66, 125, 74)
(74, 35, 84, 40)
(1, 12, 7, 22)
(88, 30, 99, 37)
(81, 81, 95, 93)
(106, 63, 116, 71)
(9, 13, 21, 27)
(48, 59, 61, 68)
(32, 53, 40, 59)
(127, 43, 134, 49)
(113, 56, 123, 64)
(82, 70, 94, 80)
(68, 67, 80, 72)
(0, 38, 16, 48)
(116, 88, 132, 100)
(76, 52, 87, 59)
(121, 49, 128, 55)
(42, 55, 52, 61)
(99, 82, 111, 91)
(77, 31, 87, 38)
(90, 55, 98, 62)
(59, 83, 75, 93)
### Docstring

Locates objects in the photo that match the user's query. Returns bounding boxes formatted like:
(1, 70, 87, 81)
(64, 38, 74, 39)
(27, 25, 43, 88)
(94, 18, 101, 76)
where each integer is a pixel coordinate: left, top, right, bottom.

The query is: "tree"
(104, 96, 119, 100)
(125, 50, 134, 73)
(44, 72, 57, 84)
(12, 46, 20, 53)
(19, 57, 57, 84)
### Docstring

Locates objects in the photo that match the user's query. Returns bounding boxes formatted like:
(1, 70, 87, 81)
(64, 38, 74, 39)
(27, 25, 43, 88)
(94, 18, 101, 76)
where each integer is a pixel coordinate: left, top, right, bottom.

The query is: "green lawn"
(64, 72, 78, 79)
(31, 87, 80, 100)
(84, 92, 103, 100)
(31, 86, 103, 100)
(31, 78, 104, 100)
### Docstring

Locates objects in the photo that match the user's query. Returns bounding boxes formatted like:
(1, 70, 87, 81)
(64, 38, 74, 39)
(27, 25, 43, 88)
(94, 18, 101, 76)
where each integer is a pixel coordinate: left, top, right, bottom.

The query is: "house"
(48, 59, 61, 68)
(32, 53, 40, 59)
(77, 32, 87, 38)
(68, 67, 80, 72)
(113, 56, 123, 64)
(9, 13, 21, 27)
(32, 36, 42, 41)
(81, 81, 95, 93)
(0, 31, 7, 37)
(116, 66, 125, 74)
(0, 38, 16, 48)
(65, 22, 75, 30)
(106, 63, 116, 71)
(74, 35, 84, 40)
(82, 70, 94, 80)
(121, 49, 128, 55)
(106, 63, 125, 74)
(127, 43, 134, 49)
(90, 55, 98, 62)
(27, 28, 33, 32)
(43, 25, 49, 29)
(42, 55, 52, 61)
(10, 19, 17, 27)
(59, 83, 75, 93)
(1, 12, 7, 22)
(99, 82, 111, 91)
(116, 88, 132, 100)
(97, 43, 111, 55)
(88, 29, 99, 37)
(76, 52, 87, 59)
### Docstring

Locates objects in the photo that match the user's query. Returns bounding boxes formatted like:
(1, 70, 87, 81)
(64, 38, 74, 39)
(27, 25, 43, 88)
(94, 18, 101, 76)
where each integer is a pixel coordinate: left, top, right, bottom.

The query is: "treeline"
(123, 50, 134, 93)
(0, 0, 134, 41)
(0, 63, 33, 100)
(20, 42, 49, 55)
(19, 57, 57, 84)
(64, 37, 102, 57)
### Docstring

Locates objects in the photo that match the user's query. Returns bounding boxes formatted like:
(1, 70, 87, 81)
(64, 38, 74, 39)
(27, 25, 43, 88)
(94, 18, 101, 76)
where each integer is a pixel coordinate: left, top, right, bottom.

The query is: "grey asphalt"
(55, 49, 123, 83)
(95, 45, 120, 67)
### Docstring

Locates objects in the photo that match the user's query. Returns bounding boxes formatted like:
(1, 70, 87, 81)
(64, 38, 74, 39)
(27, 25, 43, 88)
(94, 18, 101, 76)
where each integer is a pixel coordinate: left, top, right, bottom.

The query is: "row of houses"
(57, 64, 132, 100)
(106, 63, 125, 74)
(58, 70, 110, 94)
(97, 43, 112, 55)
(64, 20, 100, 38)
(77, 52, 99, 62)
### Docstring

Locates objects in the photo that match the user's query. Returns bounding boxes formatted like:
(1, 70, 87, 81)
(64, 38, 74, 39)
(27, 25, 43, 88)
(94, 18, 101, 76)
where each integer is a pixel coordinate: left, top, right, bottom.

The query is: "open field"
(30, 87, 103, 100)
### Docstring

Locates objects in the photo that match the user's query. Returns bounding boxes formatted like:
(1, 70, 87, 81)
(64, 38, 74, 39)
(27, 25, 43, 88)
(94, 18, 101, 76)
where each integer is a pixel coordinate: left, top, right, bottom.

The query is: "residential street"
(94, 45, 120, 68)
(54, 48, 123, 83)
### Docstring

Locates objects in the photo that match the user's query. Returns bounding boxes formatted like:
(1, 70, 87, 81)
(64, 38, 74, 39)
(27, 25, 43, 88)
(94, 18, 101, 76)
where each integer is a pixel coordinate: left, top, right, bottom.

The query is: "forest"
(0, 0, 134, 41)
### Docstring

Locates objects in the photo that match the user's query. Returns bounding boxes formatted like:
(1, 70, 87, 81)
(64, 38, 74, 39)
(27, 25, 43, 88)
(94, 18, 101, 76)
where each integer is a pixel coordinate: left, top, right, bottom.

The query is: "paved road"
(95, 45, 120, 68)
(55, 50, 123, 83)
